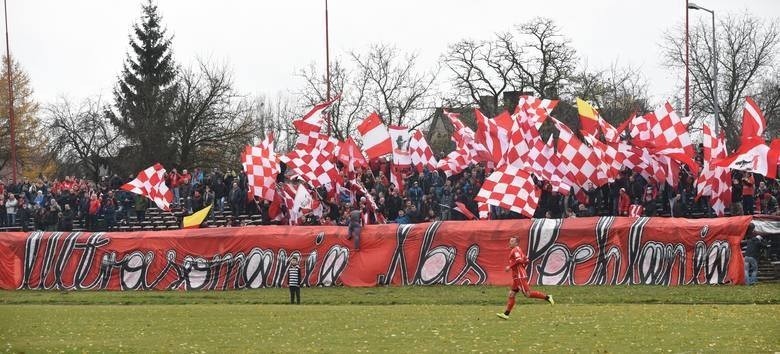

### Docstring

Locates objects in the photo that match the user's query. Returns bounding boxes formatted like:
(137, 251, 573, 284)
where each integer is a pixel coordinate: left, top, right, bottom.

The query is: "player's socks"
(529, 291, 547, 300)
(506, 297, 516, 313)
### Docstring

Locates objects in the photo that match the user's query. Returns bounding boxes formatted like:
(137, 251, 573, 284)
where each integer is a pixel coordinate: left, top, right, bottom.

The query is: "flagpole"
(325, 0, 331, 135)
(4, 0, 17, 184)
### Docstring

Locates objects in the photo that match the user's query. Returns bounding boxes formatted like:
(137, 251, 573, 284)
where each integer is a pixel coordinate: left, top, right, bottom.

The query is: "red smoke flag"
(357, 113, 393, 159)
(121, 163, 173, 211)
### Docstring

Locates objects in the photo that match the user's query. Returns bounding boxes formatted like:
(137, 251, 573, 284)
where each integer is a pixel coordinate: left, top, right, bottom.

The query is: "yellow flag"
(183, 204, 212, 229)
(576, 98, 599, 134)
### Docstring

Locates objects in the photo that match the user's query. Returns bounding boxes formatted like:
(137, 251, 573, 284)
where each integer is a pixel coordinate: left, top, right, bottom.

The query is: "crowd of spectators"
(1, 147, 779, 233)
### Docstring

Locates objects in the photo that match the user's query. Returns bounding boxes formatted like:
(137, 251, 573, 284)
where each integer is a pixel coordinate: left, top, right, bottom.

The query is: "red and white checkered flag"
(121, 163, 173, 211)
(526, 136, 575, 195)
(478, 201, 490, 220)
(293, 97, 339, 150)
(550, 117, 607, 189)
(436, 147, 470, 177)
(409, 130, 437, 172)
(475, 164, 539, 218)
(696, 125, 732, 216)
(280, 136, 342, 188)
(242, 133, 279, 202)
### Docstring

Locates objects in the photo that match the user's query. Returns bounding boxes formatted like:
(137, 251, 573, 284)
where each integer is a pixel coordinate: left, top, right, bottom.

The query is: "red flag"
(742, 97, 766, 141)
(454, 202, 477, 220)
(357, 113, 393, 159)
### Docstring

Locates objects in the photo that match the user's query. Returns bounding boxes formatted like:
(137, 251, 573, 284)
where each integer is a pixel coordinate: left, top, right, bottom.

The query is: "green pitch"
(1, 285, 778, 352)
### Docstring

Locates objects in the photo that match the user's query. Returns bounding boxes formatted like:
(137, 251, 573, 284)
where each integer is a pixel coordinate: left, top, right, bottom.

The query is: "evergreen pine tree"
(108, 0, 177, 171)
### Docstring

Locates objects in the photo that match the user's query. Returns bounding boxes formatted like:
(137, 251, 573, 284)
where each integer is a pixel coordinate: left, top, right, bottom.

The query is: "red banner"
(0, 216, 750, 290)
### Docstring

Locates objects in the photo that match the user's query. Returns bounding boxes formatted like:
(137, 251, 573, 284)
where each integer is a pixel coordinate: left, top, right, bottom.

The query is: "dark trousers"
(289, 286, 300, 304)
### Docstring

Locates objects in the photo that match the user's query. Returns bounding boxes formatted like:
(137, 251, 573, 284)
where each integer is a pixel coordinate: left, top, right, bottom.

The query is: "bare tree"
(569, 62, 650, 125)
(499, 17, 578, 99)
(171, 60, 256, 169)
(350, 43, 438, 129)
(443, 18, 577, 116)
(253, 93, 299, 153)
(46, 97, 120, 181)
(297, 60, 369, 141)
(754, 72, 780, 139)
(662, 13, 779, 149)
(443, 39, 515, 116)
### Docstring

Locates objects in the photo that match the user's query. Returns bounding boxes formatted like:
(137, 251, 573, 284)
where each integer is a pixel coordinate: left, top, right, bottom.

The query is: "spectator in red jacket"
(87, 193, 101, 231)
(618, 188, 630, 216)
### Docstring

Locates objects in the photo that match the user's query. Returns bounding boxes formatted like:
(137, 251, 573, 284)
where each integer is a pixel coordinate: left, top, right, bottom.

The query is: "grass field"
(1, 284, 779, 353)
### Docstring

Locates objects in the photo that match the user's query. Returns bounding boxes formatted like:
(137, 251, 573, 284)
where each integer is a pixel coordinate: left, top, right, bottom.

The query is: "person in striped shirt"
(287, 256, 301, 304)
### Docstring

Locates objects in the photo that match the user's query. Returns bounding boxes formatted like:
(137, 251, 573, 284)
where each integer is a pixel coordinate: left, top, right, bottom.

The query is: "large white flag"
(388, 125, 412, 166)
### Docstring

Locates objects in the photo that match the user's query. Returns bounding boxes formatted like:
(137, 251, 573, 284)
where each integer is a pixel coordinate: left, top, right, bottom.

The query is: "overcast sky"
(10, 0, 779, 107)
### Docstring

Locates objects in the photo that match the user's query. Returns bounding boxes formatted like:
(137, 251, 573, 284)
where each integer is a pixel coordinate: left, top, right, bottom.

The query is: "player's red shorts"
(511, 277, 530, 295)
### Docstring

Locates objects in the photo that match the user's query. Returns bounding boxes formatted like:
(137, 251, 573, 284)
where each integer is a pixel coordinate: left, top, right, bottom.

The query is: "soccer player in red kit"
(496, 236, 554, 320)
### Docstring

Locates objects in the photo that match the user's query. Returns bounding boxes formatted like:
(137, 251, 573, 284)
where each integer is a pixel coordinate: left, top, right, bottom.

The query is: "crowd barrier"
(0, 216, 751, 290)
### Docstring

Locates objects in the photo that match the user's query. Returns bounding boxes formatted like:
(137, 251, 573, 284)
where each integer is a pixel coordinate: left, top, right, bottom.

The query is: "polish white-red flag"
(121, 163, 173, 211)
(409, 130, 437, 172)
(741, 96, 766, 141)
(715, 138, 780, 179)
(388, 125, 412, 166)
(242, 133, 279, 202)
(357, 112, 393, 159)
(475, 164, 539, 218)
(337, 137, 368, 173)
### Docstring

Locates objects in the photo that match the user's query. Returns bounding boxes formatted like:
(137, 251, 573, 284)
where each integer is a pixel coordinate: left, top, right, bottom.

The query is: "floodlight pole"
(4, 0, 16, 184)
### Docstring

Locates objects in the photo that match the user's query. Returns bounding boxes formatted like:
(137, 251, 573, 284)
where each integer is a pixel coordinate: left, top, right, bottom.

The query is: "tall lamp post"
(3, 0, 16, 184)
(685, 0, 690, 118)
(688, 2, 718, 135)
(324, 0, 331, 135)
